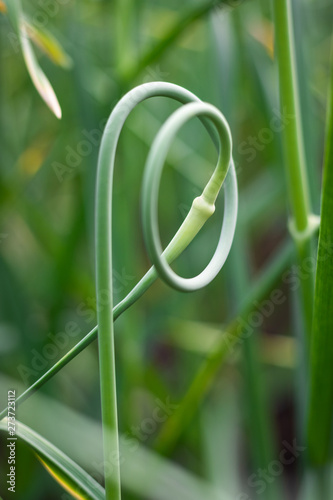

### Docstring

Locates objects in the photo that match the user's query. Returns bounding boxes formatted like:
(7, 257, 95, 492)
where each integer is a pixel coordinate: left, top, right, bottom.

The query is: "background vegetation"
(0, 0, 332, 498)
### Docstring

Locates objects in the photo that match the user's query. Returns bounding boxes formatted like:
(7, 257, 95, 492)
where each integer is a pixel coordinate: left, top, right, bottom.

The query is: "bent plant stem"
(273, 0, 317, 342)
(94, 82, 237, 499)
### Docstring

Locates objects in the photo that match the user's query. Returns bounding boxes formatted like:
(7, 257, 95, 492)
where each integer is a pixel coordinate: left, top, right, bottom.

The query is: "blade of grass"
(37, 456, 98, 500)
(3, 0, 62, 118)
(307, 43, 333, 467)
(0, 419, 105, 499)
(1, 384, 230, 500)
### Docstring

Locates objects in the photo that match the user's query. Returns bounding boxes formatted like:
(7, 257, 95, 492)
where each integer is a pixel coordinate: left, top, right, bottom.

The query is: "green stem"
(273, 3, 322, 496)
(272, 0, 317, 340)
(307, 41, 333, 468)
(94, 82, 236, 499)
(272, 0, 310, 231)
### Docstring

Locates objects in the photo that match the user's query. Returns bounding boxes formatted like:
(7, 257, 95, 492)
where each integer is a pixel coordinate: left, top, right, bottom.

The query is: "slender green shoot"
(307, 44, 333, 468)
(272, 0, 318, 340)
(0, 419, 105, 499)
(94, 81, 237, 499)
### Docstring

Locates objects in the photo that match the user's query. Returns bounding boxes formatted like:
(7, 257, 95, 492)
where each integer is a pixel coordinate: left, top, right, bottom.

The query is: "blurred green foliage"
(0, 0, 332, 498)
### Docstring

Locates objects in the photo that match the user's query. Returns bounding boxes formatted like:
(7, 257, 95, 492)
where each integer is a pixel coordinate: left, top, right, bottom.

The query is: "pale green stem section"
(272, 0, 317, 340)
(141, 102, 237, 292)
(94, 82, 236, 499)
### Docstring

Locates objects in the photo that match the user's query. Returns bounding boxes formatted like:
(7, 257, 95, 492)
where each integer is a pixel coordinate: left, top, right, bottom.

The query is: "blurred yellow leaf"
(249, 19, 274, 59)
(0, 1, 7, 13)
(24, 19, 73, 69)
(18, 144, 47, 176)
(261, 334, 295, 369)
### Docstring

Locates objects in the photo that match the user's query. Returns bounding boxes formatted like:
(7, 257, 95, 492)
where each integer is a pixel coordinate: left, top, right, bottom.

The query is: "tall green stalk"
(273, 3, 327, 497)
(94, 82, 237, 499)
(272, 0, 317, 340)
(307, 43, 333, 469)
